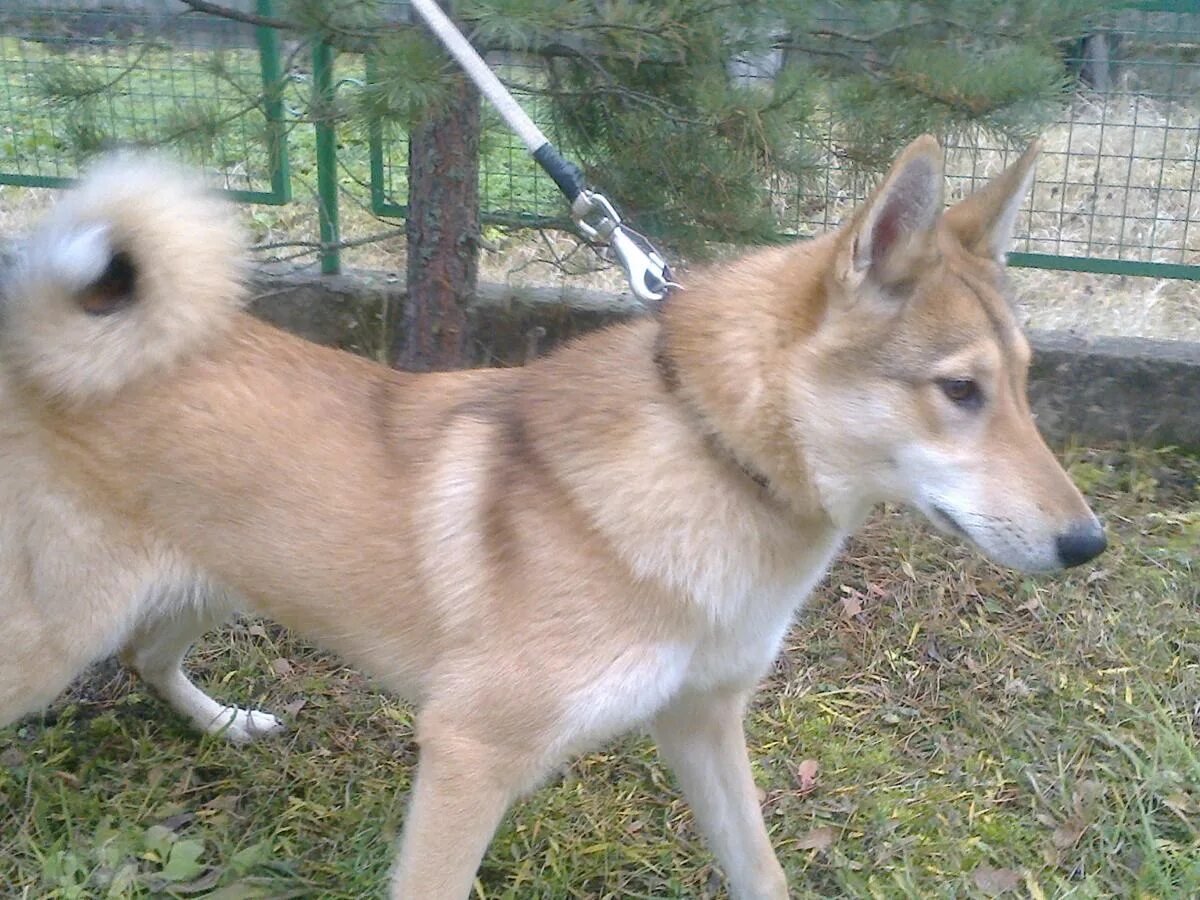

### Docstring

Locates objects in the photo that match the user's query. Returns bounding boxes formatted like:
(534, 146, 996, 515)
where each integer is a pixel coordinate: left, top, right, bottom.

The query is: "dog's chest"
(681, 532, 845, 692)
(614, 496, 848, 693)
(550, 513, 846, 763)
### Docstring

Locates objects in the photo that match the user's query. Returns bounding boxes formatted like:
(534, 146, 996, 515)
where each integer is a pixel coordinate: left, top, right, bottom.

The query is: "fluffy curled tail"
(1, 155, 245, 403)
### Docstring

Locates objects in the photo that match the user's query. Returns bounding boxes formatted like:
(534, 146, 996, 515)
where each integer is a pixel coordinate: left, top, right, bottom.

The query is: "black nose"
(1055, 521, 1107, 568)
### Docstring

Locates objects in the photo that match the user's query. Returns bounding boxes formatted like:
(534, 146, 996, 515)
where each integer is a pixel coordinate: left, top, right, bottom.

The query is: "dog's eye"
(938, 378, 982, 407)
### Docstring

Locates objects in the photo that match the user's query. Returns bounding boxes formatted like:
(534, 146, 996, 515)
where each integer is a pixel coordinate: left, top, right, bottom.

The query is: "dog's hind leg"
(651, 688, 789, 900)
(120, 584, 284, 743)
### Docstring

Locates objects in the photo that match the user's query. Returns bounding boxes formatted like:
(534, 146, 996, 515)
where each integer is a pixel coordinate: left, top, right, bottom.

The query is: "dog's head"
(781, 136, 1103, 572)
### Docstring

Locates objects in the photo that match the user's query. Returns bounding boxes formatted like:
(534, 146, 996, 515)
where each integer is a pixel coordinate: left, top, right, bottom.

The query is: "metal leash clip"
(408, 0, 678, 306)
(571, 190, 678, 304)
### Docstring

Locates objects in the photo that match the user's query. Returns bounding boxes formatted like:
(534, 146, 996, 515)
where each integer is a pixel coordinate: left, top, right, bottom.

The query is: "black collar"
(653, 329, 772, 493)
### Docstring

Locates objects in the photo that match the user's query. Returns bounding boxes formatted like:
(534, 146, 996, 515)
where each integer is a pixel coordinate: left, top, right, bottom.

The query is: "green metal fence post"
(313, 39, 340, 275)
(255, 0, 291, 205)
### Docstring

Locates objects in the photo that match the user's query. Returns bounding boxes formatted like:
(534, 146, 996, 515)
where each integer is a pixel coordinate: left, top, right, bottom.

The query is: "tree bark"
(1079, 33, 1112, 94)
(393, 15, 481, 371)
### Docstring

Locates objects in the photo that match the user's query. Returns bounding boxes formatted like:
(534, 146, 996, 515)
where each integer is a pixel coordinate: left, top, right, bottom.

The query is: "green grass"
(1, 445, 1196, 898)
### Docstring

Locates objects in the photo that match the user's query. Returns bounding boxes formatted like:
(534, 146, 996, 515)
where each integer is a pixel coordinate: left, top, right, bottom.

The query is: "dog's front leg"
(651, 688, 788, 900)
(390, 707, 529, 899)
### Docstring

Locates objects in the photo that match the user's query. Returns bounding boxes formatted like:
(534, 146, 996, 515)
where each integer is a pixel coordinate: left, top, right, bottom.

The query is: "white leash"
(408, 0, 678, 303)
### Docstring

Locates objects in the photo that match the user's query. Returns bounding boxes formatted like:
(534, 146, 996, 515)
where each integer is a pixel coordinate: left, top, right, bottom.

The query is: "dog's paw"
(207, 706, 285, 743)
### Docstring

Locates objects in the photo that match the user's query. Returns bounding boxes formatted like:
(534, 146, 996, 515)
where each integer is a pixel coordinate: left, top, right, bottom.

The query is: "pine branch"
(506, 82, 703, 126)
(252, 228, 405, 254)
(177, 0, 295, 30)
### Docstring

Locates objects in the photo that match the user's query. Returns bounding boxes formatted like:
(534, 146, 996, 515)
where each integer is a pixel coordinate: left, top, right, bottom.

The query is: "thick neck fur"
(656, 237, 837, 526)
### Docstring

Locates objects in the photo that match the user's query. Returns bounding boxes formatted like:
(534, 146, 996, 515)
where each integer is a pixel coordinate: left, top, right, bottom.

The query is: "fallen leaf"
(269, 658, 294, 677)
(973, 865, 1021, 895)
(1004, 678, 1033, 698)
(281, 698, 307, 717)
(1072, 779, 1104, 814)
(1164, 792, 1196, 816)
(796, 826, 835, 851)
(230, 841, 271, 873)
(1052, 818, 1086, 849)
(170, 867, 223, 894)
(203, 794, 240, 813)
(704, 869, 723, 898)
(380, 705, 409, 724)
(795, 759, 819, 794)
(976, 577, 1002, 595)
(840, 590, 864, 618)
(160, 839, 207, 882)
(142, 824, 176, 859)
(106, 863, 139, 894)
(202, 882, 281, 900)
(1034, 812, 1058, 829)
(158, 812, 195, 833)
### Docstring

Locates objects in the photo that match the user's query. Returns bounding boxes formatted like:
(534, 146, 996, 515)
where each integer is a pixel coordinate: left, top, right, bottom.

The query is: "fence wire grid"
(0, 0, 289, 202)
(1, 1, 1199, 280)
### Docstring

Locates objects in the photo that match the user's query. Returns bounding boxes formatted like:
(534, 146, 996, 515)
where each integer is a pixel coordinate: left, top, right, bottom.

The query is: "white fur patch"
(550, 639, 693, 763)
(45, 223, 112, 292)
(989, 163, 1038, 263)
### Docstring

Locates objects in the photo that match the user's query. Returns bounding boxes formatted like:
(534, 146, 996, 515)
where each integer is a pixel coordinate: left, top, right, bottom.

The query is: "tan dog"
(1, 137, 1104, 899)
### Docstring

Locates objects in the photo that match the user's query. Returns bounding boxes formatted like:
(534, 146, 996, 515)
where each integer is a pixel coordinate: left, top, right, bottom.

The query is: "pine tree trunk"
(392, 28, 480, 371)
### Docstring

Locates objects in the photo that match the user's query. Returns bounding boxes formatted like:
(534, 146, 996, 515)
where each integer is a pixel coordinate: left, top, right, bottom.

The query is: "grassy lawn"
(1, 445, 1196, 899)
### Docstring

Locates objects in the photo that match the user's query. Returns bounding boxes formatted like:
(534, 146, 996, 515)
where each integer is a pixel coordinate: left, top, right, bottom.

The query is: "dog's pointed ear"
(945, 140, 1040, 264)
(837, 135, 944, 296)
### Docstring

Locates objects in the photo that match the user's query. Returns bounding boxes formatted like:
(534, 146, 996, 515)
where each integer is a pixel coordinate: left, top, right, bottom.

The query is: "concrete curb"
(1027, 332, 1200, 447)
(243, 266, 1197, 449)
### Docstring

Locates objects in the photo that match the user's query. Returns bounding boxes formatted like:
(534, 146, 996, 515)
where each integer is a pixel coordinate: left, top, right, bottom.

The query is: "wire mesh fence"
(722, 1, 1200, 280)
(369, 53, 570, 227)
(1, 1, 1198, 279)
(946, 3, 1200, 279)
(0, 0, 289, 202)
